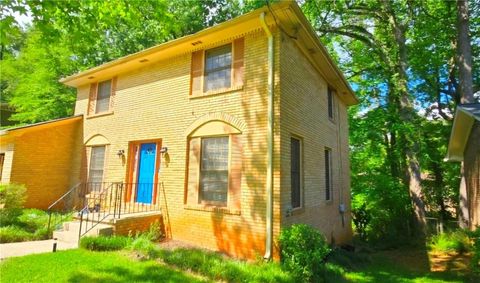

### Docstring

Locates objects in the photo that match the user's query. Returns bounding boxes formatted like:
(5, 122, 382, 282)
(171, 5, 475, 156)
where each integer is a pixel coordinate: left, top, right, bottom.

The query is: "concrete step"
(53, 221, 113, 243)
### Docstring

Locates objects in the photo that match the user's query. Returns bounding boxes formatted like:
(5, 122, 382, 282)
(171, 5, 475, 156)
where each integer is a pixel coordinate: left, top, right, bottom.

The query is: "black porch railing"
(47, 183, 85, 232)
(77, 182, 162, 238)
(47, 182, 163, 238)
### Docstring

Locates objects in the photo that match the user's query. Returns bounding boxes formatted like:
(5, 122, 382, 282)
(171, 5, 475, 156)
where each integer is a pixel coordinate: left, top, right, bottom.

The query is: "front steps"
(53, 221, 113, 243)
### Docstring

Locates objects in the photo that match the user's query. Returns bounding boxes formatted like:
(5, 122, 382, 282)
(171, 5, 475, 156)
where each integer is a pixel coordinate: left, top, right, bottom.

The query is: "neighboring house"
(446, 103, 480, 230)
(0, 116, 83, 209)
(1, 2, 358, 259)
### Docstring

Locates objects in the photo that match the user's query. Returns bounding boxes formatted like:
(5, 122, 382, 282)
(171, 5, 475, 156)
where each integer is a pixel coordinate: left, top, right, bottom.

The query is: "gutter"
(260, 12, 274, 260)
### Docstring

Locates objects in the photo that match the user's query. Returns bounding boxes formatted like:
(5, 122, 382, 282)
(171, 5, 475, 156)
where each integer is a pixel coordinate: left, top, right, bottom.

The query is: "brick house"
(0, 116, 83, 209)
(446, 103, 480, 230)
(0, 2, 357, 259)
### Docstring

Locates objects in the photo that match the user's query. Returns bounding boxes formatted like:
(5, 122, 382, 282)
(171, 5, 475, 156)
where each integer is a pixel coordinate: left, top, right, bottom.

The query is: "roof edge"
(1, 115, 83, 134)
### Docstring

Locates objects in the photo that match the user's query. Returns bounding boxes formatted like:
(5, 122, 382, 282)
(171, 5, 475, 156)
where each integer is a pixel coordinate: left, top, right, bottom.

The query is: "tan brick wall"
(8, 120, 83, 209)
(74, 29, 280, 259)
(278, 33, 353, 245)
(114, 214, 164, 236)
(72, 27, 352, 259)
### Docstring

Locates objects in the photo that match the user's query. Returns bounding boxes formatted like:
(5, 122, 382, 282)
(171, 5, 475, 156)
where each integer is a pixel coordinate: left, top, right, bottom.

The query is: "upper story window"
(190, 38, 244, 96)
(87, 77, 117, 116)
(327, 87, 334, 120)
(96, 80, 112, 114)
(204, 45, 232, 92)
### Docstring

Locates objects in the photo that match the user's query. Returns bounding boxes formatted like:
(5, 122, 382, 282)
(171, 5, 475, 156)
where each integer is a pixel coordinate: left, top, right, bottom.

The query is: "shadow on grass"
(68, 263, 206, 283)
(323, 247, 476, 283)
(158, 247, 293, 283)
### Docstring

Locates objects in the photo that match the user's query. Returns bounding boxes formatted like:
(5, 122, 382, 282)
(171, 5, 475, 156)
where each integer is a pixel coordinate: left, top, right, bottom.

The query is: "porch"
(47, 182, 165, 241)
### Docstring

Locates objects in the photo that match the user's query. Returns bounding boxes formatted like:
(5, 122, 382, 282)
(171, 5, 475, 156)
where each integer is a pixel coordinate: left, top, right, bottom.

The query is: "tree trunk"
(456, 0, 474, 104)
(383, 0, 427, 235)
(456, 0, 474, 229)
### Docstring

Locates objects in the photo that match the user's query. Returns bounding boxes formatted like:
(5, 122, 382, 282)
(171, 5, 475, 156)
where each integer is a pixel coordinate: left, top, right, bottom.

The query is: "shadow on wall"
(211, 49, 279, 259)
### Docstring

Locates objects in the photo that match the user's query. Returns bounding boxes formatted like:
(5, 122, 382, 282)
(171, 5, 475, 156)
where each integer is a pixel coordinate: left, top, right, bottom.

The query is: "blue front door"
(136, 143, 156, 204)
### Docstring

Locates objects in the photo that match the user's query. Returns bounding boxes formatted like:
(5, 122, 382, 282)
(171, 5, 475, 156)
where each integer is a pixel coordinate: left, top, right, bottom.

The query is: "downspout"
(260, 12, 274, 260)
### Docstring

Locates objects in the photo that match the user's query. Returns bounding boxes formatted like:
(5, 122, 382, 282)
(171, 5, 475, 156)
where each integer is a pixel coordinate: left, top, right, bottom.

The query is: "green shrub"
(467, 228, 480, 274)
(142, 220, 164, 242)
(129, 235, 160, 259)
(159, 247, 293, 283)
(278, 224, 331, 282)
(0, 183, 26, 225)
(17, 209, 49, 231)
(80, 235, 131, 251)
(33, 226, 53, 240)
(352, 203, 370, 240)
(0, 225, 33, 243)
(429, 230, 471, 253)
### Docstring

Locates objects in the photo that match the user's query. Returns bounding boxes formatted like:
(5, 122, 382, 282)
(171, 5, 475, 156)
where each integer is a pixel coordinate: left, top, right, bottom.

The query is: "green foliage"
(0, 225, 35, 243)
(278, 224, 331, 282)
(141, 220, 164, 242)
(16, 208, 51, 230)
(159, 247, 293, 283)
(0, 208, 71, 243)
(1, 29, 78, 123)
(429, 230, 472, 254)
(0, 249, 205, 283)
(79, 235, 131, 251)
(467, 228, 480, 273)
(352, 203, 370, 240)
(128, 221, 164, 258)
(0, 183, 26, 225)
(129, 235, 160, 259)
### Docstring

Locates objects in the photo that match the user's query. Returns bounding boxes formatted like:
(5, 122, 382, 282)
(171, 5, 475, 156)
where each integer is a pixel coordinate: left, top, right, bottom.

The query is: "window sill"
(184, 204, 241, 215)
(289, 207, 305, 217)
(190, 85, 243, 99)
(86, 111, 114, 119)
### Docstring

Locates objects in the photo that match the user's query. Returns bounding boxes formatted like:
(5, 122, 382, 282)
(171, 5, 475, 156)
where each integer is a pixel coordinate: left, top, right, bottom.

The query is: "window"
(325, 148, 332, 201)
(200, 137, 229, 205)
(291, 137, 302, 208)
(327, 87, 334, 120)
(88, 146, 106, 186)
(95, 80, 112, 113)
(0, 153, 4, 180)
(204, 44, 232, 92)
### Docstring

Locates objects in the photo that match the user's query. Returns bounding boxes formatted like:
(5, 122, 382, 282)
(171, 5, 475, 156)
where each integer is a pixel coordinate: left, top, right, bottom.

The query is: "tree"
(1, 29, 78, 123)
(0, 0, 257, 124)
(302, 0, 428, 235)
(456, 0, 475, 229)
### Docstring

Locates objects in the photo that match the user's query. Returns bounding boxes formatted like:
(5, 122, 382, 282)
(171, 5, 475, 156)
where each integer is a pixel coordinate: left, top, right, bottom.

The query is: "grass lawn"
(0, 209, 72, 243)
(0, 249, 207, 283)
(0, 247, 476, 282)
(326, 248, 476, 283)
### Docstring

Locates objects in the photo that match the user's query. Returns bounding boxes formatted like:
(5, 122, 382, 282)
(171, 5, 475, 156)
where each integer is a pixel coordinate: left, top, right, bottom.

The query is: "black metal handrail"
(77, 182, 162, 238)
(47, 182, 84, 232)
(115, 183, 162, 217)
(78, 182, 118, 238)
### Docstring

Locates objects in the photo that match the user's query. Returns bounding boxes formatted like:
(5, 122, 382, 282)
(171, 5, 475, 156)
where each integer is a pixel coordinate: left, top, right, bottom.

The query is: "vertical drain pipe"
(260, 12, 274, 260)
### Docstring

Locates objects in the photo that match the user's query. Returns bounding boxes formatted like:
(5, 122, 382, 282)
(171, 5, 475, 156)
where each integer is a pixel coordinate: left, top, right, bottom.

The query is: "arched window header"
(185, 113, 245, 137)
(189, 120, 241, 137)
(85, 134, 110, 146)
